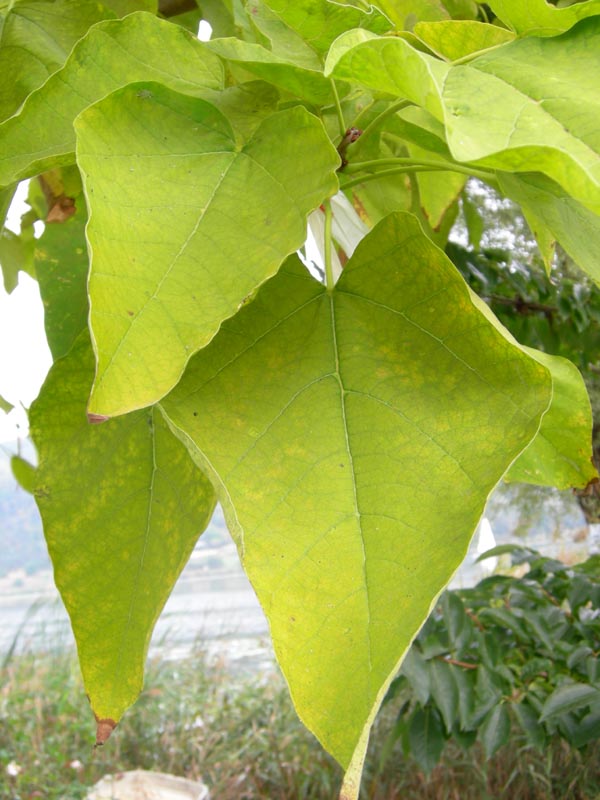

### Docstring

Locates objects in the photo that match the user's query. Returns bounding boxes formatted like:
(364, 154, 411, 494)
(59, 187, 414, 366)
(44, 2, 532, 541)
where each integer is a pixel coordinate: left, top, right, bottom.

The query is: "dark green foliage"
(2, 552, 599, 799)
(383, 547, 600, 776)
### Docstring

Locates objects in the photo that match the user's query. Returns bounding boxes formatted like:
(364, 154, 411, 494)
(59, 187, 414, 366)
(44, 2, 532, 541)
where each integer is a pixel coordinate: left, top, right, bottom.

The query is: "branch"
(486, 294, 556, 317)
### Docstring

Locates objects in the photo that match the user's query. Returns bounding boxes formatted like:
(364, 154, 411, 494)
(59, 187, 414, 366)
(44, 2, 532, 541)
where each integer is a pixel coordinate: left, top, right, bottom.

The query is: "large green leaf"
(160, 212, 551, 779)
(36, 203, 89, 361)
(413, 20, 515, 60)
(30, 334, 216, 736)
(206, 37, 333, 104)
(326, 19, 600, 215)
(487, 0, 600, 36)
(253, 0, 390, 55)
(539, 682, 600, 722)
(498, 172, 600, 285)
(0, 0, 115, 123)
(0, 11, 224, 188)
(76, 83, 339, 417)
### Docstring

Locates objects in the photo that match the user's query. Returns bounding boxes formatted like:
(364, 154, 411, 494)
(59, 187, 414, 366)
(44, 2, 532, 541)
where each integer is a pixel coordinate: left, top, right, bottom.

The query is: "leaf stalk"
(330, 80, 346, 139)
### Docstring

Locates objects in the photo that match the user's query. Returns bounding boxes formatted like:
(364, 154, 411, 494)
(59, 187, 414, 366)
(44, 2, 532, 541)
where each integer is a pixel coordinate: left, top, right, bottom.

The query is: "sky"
(0, 182, 52, 444)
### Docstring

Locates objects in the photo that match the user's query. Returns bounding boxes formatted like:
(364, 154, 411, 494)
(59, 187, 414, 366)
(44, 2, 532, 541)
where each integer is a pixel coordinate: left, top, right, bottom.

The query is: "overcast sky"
(0, 182, 52, 445)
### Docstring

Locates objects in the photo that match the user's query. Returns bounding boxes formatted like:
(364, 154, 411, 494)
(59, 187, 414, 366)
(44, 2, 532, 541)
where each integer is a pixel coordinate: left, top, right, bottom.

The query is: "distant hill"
(0, 439, 231, 577)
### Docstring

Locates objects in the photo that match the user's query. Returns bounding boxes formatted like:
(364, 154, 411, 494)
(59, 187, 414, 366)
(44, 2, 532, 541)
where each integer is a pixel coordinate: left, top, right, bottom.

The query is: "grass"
(1, 643, 599, 800)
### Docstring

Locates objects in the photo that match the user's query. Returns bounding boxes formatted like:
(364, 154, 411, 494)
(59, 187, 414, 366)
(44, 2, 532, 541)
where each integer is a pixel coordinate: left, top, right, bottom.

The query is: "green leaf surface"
(11, 454, 36, 493)
(202, 80, 280, 141)
(513, 701, 545, 751)
(0, 226, 34, 293)
(0, 11, 224, 188)
(102, 0, 157, 14)
(0, 0, 115, 123)
(0, 182, 17, 231)
(498, 172, 600, 285)
(462, 192, 484, 249)
(400, 648, 431, 705)
(198, 0, 237, 38)
(35, 203, 89, 361)
(0, 393, 13, 413)
(467, 291, 596, 490)
(479, 703, 510, 758)
(30, 334, 216, 729)
(77, 84, 339, 417)
(540, 682, 600, 722)
(376, 0, 449, 28)
(206, 37, 333, 104)
(573, 710, 600, 748)
(254, 0, 391, 55)
(409, 707, 446, 775)
(160, 212, 551, 769)
(430, 660, 459, 733)
(413, 20, 515, 61)
(326, 19, 600, 214)
(505, 348, 596, 489)
(487, 0, 600, 36)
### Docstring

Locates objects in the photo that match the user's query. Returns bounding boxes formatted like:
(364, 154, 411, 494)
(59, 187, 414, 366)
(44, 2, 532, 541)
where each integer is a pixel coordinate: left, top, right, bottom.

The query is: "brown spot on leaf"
(127, 310, 134, 317)
(94, 716, 117, 747)
(87, 412, 110, 425)
(46, 196, 76, 224)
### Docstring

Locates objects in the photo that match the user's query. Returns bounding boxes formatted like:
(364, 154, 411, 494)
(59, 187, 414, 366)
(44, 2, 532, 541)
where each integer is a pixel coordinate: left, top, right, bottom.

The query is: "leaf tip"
(87, 412, 110, 425)
(94, 716, 117, 747)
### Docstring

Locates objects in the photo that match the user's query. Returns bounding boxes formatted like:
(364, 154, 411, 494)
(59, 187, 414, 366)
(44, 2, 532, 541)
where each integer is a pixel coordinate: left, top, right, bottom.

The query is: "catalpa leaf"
(413, 20, 515, 61)
(375, 0, 449, 28)
(505, 348, 597, 490)
(0, 11, 224, 188)
(487, 0, 600, 37)
(206, 37, 333, 104)
(498, 172, 600, 286)
(35, 202, 89, 361)
(76, 83, 339, 416)
(0, 0, 115, 123)
(160, 212, 551, 780)
(326, 18, 600, 215)
(254, 0, 391, 55)
(467, 292, 597, 490)
(30, 334, 216, 735)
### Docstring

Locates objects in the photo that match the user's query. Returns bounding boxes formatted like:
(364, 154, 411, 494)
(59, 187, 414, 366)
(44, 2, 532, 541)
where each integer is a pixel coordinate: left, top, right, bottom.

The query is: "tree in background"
(1, 1, 599, 796)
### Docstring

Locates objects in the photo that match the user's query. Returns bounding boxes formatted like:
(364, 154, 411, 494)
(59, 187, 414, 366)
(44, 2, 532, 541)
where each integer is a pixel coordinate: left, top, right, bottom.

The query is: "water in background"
(0, 440, 595, 669)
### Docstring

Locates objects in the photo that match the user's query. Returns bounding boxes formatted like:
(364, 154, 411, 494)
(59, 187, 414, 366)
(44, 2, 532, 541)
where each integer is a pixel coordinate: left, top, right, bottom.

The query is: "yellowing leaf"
(326, 18, 600, 215)
(76, 83, 339, 417)
(0, 12, 224, 188)
(413, 20, 515, 61)
(487, 0, 600, 36)
(160, 212, 551, 774)
(506, 348, 597, 489)
(30, 334, 216, 728)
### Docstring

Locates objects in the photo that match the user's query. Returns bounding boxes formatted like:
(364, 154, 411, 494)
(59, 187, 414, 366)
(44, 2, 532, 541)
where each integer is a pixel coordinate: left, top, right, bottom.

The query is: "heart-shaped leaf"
(160, 211, 551, 780)
(76, 83, 339, 416)
(0, 12, 224, 188)
(30, 334, 216, 734)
